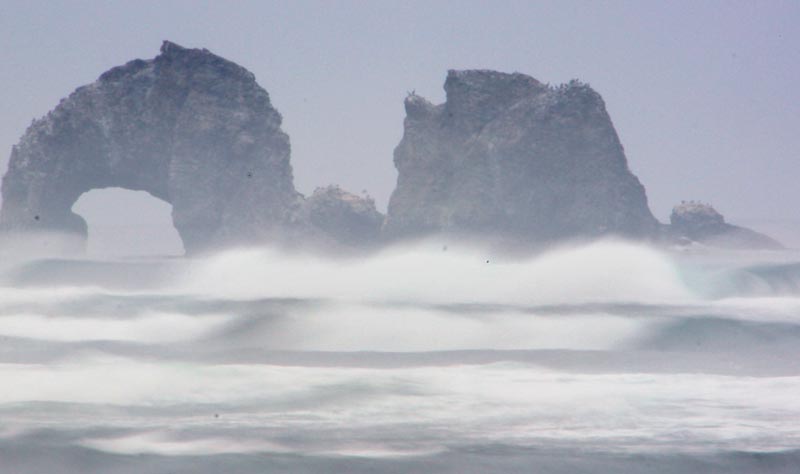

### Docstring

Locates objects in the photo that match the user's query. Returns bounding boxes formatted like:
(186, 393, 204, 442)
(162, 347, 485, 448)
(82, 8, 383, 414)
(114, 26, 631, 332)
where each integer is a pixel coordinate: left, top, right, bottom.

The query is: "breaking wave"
(2, 239, 800, 472)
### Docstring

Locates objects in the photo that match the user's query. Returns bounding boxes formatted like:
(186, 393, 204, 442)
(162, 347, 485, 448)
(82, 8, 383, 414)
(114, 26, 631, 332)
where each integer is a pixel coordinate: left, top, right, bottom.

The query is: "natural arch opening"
(72, 188, 184, 257)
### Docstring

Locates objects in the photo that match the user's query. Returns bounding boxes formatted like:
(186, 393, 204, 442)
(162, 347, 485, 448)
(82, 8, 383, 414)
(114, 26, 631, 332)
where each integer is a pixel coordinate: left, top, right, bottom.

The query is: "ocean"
(1, 240, 799, 473)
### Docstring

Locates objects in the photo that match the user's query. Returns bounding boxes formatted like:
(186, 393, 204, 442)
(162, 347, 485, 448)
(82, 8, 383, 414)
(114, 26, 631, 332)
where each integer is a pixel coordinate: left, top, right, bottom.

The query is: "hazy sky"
(1, 0, 798, 228)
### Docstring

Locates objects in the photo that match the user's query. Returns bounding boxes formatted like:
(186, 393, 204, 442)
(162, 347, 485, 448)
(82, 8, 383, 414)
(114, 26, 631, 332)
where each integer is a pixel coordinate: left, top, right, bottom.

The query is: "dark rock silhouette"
(670, 201, 782, 249)
(383, 71, 660, 243)
(0, 41, 302, 253)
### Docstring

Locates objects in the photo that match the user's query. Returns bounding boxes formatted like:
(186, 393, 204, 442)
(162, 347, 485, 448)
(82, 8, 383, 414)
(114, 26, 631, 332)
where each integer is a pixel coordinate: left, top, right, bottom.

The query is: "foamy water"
(1, 240, 799, 472)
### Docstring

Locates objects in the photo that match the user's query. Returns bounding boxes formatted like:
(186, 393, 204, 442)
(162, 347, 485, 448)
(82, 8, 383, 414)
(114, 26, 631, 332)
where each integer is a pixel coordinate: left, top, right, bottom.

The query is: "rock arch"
(0, 41, 301, 253)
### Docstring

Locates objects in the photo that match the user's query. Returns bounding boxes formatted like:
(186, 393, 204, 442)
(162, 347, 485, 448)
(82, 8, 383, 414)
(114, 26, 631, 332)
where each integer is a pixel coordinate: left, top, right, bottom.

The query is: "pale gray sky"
(1, 1, 798, 233)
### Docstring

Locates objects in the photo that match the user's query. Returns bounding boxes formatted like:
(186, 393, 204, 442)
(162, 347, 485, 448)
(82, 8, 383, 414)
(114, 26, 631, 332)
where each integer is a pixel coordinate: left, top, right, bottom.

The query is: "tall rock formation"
(4, 50, 779, 255)
(0, 41, 302, 253)
(384, 70, 659, 243)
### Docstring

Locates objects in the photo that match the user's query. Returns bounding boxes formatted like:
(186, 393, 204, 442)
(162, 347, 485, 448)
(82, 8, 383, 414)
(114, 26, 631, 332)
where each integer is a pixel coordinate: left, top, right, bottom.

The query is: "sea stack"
(383, 70, 659, 244)
(0, 41, 302, 253)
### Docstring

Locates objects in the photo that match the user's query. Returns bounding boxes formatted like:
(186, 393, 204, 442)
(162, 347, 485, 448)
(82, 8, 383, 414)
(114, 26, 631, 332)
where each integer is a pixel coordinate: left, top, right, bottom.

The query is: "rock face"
(301, 186, 383, 248)
(3, 50, 781, 254)
(670, 202, 782, 249)
(384, 70, 659, 243)
(0, 41, 302, 253)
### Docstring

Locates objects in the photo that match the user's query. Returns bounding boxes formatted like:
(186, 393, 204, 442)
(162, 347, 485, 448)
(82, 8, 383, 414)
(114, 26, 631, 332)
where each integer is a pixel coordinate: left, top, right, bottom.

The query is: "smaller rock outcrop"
(301, 186, 383, 248)
(669, 202, 782, 249)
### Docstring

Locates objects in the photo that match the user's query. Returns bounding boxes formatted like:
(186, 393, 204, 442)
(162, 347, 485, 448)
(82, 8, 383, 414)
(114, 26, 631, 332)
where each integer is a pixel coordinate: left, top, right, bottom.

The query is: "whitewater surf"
(1, 241, 799, 473)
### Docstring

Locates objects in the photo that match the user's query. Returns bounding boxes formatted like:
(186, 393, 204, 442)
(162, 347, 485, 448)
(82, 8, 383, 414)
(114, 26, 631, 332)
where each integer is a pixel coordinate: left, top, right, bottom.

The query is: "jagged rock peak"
(671, 201, 726, 230)
(404, 93, 436, 118)
(440, 70, 549, 133)
(385, 69, 659, 243)
(444, 69, 545, 96)
(98, 41, 258, 86)
(160, 40, 187, 54)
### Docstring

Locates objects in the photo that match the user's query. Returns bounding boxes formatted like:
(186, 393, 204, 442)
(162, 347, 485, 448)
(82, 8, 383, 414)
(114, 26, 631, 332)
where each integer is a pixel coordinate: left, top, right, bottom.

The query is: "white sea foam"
(79, 431, 445, 458)
(710, 296, 800, 323)
(0, 286, 107, 306)
(80, 432, 291, 456)
(1, 358, 796, 454)
(180, 240, 695, 305)
(2, 241, 800, 463)
(0, 312, 230, 343)
(260, 303, 651, 351)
